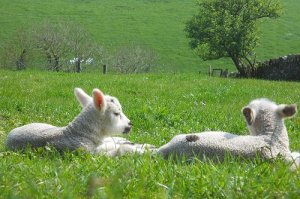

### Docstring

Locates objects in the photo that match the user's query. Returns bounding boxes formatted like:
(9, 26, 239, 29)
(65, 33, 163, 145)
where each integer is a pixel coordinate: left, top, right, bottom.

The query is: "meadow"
(0, 70, 300, 198)
(1, 1, 300, 197)
(1, 0, 300, 72)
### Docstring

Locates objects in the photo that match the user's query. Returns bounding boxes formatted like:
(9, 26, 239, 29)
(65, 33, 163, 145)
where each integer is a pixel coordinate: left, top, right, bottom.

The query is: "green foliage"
(0, 70, 300, 197)
(185, 0, 282, 76)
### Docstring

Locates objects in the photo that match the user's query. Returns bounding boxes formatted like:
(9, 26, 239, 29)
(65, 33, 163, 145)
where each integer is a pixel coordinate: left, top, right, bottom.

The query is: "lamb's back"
(157, 131, 270, 161)
(6, 123, 64, 150)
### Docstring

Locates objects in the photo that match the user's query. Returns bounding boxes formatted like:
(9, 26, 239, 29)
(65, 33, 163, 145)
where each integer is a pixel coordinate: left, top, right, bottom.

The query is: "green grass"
(0, 70, 300, 198)
(0, 0, 300, 73)
(257, 0, 300, 61)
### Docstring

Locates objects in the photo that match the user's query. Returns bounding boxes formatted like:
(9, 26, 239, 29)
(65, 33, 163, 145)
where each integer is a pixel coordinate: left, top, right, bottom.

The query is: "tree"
(31, 21, 104, 72)
(111, 43, 157, 74)
(1, 27, 32, 70)
(65, 23, 105, 73)
(32, 21, 68, 72)
(185, 0, 281, 77)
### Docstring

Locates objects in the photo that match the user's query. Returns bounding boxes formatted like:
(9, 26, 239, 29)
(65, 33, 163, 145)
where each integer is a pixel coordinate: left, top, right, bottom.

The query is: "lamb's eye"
(114, 113, 120, 116)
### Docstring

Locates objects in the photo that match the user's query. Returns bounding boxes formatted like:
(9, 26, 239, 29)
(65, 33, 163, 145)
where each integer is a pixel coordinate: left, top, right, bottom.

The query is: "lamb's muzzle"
(123, 122, 132, 134)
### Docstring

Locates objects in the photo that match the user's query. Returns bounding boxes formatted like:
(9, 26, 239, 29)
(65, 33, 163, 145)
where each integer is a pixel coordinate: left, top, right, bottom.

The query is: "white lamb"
(5, 88, 135, 154)
(157, 98, 299, 169)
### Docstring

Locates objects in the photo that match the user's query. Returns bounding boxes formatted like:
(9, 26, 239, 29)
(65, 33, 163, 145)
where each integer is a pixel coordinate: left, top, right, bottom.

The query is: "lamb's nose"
(123, 126, 132, 134)
(129, 122, 133, 126)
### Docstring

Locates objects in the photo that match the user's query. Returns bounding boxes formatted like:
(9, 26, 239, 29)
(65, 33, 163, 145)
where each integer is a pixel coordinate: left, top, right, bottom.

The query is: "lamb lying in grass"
(157, 98, 299, 169)
(5, 88, 136, 154)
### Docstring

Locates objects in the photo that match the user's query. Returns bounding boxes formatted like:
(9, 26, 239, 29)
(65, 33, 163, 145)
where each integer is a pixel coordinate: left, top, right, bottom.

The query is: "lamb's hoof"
(186, 135, 199, 142)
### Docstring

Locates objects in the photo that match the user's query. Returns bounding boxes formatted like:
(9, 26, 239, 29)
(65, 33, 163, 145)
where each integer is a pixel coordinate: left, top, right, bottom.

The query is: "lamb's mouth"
(123, 126, 132, 134)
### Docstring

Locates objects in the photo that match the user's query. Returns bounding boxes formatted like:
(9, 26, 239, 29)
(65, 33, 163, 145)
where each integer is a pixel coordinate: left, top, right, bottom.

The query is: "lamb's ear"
(277, 104, 297, 118)
(242, 107, 254, 125)
(93, 89, 106, 111)
(74, 88, 92, 107)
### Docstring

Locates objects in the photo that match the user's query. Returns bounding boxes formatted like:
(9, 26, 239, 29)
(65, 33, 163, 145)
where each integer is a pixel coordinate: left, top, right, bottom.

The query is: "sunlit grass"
(0, 70, 300, 197)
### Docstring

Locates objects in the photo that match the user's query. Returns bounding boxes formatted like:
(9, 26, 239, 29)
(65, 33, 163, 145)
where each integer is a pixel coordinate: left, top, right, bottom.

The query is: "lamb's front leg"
(95, 142, 135, 157)
(95, 137, 156, 157)
(104, 144, 156, 157)
(285, 151, 300, 171)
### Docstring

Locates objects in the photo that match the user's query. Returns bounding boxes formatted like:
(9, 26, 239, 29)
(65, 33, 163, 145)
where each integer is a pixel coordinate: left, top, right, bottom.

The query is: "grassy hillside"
(0, 70, 300, 197)
(0, 0, 300, 73)
(258, 0, 300, 60)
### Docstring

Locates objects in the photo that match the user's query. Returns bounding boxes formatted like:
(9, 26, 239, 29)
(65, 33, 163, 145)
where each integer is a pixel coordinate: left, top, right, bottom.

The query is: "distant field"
(0, 0, 300, 73)
(0, 70, 300, 197)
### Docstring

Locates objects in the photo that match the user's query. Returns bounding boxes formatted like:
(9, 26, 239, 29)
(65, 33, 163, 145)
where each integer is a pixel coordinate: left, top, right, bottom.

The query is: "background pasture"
(0, 0, 300, 72)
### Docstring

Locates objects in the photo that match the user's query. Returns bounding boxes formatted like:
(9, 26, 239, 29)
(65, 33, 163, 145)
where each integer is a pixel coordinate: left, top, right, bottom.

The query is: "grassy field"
(1, 0, 300, 72)
(0, 70, 300, 198)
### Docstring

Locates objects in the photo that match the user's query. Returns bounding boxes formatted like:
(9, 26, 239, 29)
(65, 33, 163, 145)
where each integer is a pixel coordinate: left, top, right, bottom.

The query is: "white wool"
(97, 137, 156, 156)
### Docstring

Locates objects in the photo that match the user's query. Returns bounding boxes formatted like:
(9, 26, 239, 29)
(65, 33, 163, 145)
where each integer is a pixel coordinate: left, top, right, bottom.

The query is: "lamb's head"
(103, 95, 132, 134)
(242, 98, 297, 136)
(74, 88, 132, 135)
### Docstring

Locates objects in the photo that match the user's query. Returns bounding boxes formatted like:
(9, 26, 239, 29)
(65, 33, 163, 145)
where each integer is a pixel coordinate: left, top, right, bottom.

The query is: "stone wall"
(255, 54, 300, 81)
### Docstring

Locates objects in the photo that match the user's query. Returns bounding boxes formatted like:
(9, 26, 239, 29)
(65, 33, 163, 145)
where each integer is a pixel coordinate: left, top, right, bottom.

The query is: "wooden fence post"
(103, 65, 107, 74)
